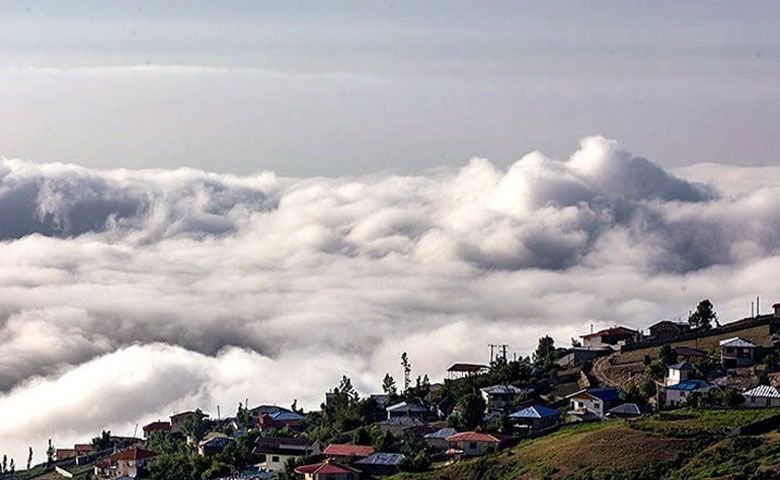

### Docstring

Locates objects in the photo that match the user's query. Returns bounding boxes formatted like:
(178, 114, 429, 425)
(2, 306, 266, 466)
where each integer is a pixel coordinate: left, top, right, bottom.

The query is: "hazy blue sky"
(0, 1, 778, 174)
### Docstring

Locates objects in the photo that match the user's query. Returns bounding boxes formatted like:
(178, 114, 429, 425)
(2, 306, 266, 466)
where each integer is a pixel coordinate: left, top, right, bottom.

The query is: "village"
(6, 299, 780, 480)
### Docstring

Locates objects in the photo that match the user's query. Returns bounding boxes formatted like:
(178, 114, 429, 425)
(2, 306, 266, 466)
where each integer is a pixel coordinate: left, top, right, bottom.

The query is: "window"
(469, 442, 477, 449)
(271, 456, 280, 463)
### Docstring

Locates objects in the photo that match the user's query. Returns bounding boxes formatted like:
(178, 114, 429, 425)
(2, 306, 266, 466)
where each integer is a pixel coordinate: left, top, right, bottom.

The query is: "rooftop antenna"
(488, 344, 496, 363)
(499, 344, 509, 361)
(132, 423, 138, 439)
(217, 405, 221, 420)
(751, 301, 755, 318)
(757, 296, 760, 316)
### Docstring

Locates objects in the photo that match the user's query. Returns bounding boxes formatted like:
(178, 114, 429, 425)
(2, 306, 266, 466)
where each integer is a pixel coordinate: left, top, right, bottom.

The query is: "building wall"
(264, 453, 303, 472)
(745, 395, 780, 408)
(569, 395, 605, 417)
(453, 440, 495, 456)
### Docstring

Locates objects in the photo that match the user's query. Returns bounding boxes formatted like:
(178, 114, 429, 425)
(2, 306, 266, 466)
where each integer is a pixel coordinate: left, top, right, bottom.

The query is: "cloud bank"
(1, 136, 780, 464)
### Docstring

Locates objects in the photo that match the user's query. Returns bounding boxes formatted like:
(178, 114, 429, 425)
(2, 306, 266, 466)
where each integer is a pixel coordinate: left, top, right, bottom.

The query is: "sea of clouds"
(1, 136, 780, 464)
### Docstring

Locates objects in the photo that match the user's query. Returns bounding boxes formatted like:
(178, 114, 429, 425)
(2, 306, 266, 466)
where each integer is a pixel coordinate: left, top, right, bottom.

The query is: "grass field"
(390, 409, 780, 480)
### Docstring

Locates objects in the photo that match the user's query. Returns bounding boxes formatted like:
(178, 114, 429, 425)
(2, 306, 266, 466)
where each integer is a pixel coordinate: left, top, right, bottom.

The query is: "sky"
(0, 1, 778, 174)
(1, 0, 780, 468)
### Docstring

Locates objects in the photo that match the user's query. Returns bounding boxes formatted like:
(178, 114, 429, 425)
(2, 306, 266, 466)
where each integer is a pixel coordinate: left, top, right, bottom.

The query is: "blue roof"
(509, 405, 560, 419)
(585, 388, 620, 402)
(356, 453, 406, 466)
(667, 380, 711, 391)
(424, 427, 457, 439)
(271, 411, 304, 421)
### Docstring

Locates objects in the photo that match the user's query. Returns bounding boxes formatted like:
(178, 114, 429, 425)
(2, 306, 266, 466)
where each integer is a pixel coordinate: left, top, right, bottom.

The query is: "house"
(385, 401, 427, 420)
(743, 385, 780, 408)
(648, 320, 691, 341)
(423, 428, 457, 450)
(55, 449, 76, 461)
(169, 411, 207, 433)
(508, 405, 561, 433)
(446, 363, 489, 379)
(294, 459, 361, 480)
(323, 444, 375, 462)
(445, 431, 502, 457)
(556, 347, 612, 367)
(480, 385, 526, 413)
(198, 434, 235, 456)
(369, 394, 389, 409)
(257, 410, 305, 431)
(580, 326, 639, 349)
(94, 447, 159, 479)
(666, 361, 694, 386)
(720, 337, 758, 368)
(142, 421, 171, 438)
(377, 416, 427, 436)
(606, 403, 644, 418)
(250, 404, 293, 419)
(355, 453, 406, 476)
(253, 436, 321, 472)
(566, 388, 620, 418)
(664, 380, 716, 407)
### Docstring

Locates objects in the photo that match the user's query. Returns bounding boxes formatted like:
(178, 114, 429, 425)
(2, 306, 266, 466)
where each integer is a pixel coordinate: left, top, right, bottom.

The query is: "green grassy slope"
(391, 409, 779, 480)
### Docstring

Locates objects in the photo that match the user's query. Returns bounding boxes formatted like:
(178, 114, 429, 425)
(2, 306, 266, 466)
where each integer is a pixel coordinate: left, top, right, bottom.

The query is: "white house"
(253, 436, 321, 472)
(94, 447, 159, 479)
(743, 385, 780, 408)
(445, 431, 502, 457)
(664, 380, 716, 407)
(566, 388, 620, 418)
(666, 361, 694, 386)
(720, 337, 758, 368)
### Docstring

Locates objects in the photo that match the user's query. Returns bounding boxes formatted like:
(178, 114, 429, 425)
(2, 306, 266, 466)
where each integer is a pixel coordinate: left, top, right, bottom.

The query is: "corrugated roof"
(447, 363, 489, 372)
(581, 326, 637, 339)
(323, 443, 375, 457)
(668, 361, 694, 371)
(424, 427, 457, 439)
(295, 460, 360, 475)
(446, 431, 501, 443)
(480, 385, 525, 395)
(666, 379, 712, 391)
(386, 401, 427, 413)
(356, 453, 406, 466)
(719, 337, 758, 348)
(744, 385, 780, 398)
(509, 405, 560, 419)
(607, 403, 643, 416)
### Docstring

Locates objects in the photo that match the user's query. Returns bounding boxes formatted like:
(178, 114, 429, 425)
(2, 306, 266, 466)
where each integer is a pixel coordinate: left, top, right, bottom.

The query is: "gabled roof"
(379, 416, 426, 428)
(719, 337, 758, 348)
(110, 447, 159, 462)
(480, 385, 525, 396)
(509, 405, 560, 419)
(269, 411, 304, 421)
(744, 385, 780, 398)
(566, 387, 620, 403)
(607, 403, 643, 416)
(581, 326, 637, 339)
(424, 427, 457, 439)
(355, 453, 406, 466)
(447, 363, 489, 373)
(142, 421, 171, 432)
(295, 459, 360, 475)
(323, 443, 375, 458)
(170, 410, 207, 421)
(666, 379, 713, 391)
(668, 361, 694, 371)
(386, 401, 427, 413)
(445, 431, 501, 443)
(255, 436, 313, 447)
(674, 346, 707, 357)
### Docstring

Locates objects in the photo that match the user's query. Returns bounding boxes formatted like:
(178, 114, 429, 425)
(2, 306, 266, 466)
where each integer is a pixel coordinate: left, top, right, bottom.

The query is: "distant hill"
(390, 409, 780, 480)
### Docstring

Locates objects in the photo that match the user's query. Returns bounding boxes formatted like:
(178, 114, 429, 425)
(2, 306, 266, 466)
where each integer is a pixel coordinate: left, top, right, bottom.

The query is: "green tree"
(180, 409, 210, 442)
(639, 377, 657, 401)
(46, 439, 54, 466)
(352, 427, 372, 446)
(382, 373, 398, 396)
(401, 352, 412, 392)
(533, 335, 556, 369)
(659, 344, 677, 366)
(27, 447, 32, 471)
(91, 430, 112, 451)
(236, 402, 252, 430)
(457, 393, 486, 430)
(688, 299, 718, 330)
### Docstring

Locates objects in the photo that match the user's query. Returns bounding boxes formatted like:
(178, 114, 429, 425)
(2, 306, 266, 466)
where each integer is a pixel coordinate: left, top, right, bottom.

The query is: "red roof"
(112, 447, 159, 461)
(295, 459, 360, 475)
(143, 421, 172, 432)
(446, 431, 501, 443)
(323, 443, 375, 458)
(581, 326, 637, 339)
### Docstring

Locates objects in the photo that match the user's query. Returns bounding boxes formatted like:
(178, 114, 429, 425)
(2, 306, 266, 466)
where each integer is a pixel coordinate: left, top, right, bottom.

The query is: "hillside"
(390, 409, 780, 480)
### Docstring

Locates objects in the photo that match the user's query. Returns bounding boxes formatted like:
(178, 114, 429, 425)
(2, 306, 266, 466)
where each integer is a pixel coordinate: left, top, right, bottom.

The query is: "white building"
(666, 361, 694, 386)
(743, 385, 780, 408)
(664, 380, 716, 408)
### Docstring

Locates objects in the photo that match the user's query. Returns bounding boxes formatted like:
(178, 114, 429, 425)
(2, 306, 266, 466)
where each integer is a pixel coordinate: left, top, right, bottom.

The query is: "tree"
(46, 439, 54, 466)
(571, 337, 582, 348)
(533, 335, 557, 370)
(639, 377, 657, 401)
(8, 459, 14, 475)
(3, 454, 7, 473)
(91, 430, 112, 451)
(352, 427, 372, 446)
(236, 403, 252, 430)
(688, 299, 718, 330)
(27, 447, 33, 471)
(659, 344, 677, 366)
(382, 373, 398, 396)
(180, 409, 210, 442)
(457, 393, 486, 430)
(401, 352, 412, 392)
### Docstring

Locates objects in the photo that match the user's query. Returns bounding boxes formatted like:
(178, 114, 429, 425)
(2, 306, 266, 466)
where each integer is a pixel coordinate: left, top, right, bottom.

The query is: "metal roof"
(744, 385, 780, 398)
(668, 361, 694, 371)
(424, 427, 457, 439)
(386, 401, 426, 413)
(355, 453, 406, 466)
(666, 379, 712, 391)
(480, 384, 525, 395)
(607, 403, 643, 416)
(719, 337, 758, 348)
(509, 405, 560, 419)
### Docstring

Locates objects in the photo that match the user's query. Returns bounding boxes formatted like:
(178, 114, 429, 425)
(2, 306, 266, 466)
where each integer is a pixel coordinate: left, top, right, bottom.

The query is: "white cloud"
(1, 136, 780, 464)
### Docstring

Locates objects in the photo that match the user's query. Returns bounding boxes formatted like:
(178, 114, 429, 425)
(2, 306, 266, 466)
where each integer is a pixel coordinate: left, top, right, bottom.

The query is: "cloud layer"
(1, 136, 779, 464)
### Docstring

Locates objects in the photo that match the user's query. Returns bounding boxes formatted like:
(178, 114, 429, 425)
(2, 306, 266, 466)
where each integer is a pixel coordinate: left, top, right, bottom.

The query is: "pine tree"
(46, 439, 54, 466)
(382, 373, 397, 396)
(27, 447, 32, 470)
(401, 352, 412, 392)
